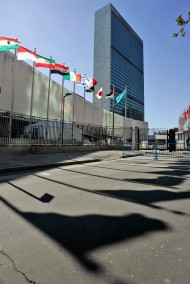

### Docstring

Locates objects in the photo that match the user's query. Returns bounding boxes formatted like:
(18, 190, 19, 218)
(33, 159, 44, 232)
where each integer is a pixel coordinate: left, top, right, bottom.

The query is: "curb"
(0, 158, 102, 173)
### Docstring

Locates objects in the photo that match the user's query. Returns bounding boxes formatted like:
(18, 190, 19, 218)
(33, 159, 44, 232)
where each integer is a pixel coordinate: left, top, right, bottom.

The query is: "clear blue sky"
(1, 0, 190, 129)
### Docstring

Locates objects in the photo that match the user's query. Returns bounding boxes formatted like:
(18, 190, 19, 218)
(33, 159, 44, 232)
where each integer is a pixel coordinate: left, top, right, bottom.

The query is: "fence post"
(154, 142, 158, 160)
(122, 142, 125, 158)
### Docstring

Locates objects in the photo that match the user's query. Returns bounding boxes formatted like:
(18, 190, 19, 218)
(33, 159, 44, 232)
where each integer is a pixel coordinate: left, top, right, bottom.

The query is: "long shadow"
(167, 160, 190, 165)
(97, 189, 190, 209)
(58, 167, 185, 188)
(1, 196, 169, 274)
(89, 164, 190, 177)
(7, 181, 54, 203)
(151, 169, 190, 177)
(124, 176, 185, 188)
(35, 175, 189, 215)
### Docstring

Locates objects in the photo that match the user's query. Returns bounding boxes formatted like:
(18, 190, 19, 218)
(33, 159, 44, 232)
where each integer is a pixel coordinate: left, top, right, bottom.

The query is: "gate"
(122, 128, 190, 159)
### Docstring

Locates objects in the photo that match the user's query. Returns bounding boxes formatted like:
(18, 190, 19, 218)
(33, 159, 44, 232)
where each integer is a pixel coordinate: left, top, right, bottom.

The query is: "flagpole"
(61, 66, 65, 145)
(100, 85, 104, 145)
(125, 86, 127, 120)
(83, 74, 86, 126)
(112, 84, 115, 145)
(101, 84, 103, 127)
(11, 49, 17, 113)
(9, 46, 17, 140)
(45, 56, 52, 143)
(124, 85, 127, 144)
(72, 69, 75, 123)
(73, 68, 76, 93)
(83, 86, 86, 124)
(29, 48, 36, 141)
(30, 48, 36, 118)
(71, 69, 76, 144)
(92, 91, 96, 135)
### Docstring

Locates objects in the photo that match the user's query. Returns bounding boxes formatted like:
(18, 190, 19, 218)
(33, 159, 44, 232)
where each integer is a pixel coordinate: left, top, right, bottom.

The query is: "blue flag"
(116, 90, 126, 104)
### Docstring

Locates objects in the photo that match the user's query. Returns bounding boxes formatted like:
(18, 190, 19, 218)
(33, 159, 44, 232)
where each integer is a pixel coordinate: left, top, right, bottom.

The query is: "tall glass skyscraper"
(93, 4, 144, 121)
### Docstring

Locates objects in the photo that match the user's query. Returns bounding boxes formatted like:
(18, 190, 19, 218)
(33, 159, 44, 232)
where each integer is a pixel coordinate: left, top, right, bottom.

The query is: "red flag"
(187, 106, 190, 117)
(183, 111, 187, 120)
(51, 63, 69, 75)
(93, 78, 97, 86)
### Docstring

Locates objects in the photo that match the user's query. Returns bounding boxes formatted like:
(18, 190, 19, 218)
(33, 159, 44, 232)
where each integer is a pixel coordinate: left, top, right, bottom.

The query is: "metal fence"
(122, 142, 190, 159)
(1, 110, 190, 159)
(0, 110, 127, 146)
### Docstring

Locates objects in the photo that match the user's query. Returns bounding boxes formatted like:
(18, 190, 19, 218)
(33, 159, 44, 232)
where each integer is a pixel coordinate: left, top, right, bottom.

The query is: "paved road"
(0, 156, 190, 284)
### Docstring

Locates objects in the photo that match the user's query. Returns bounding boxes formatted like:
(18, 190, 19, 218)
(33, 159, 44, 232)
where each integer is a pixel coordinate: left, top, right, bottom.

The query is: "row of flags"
(178, 105, 190, 131)
(0, 36, 127, 101)
(96, 87, 126, 104)
(0, 36, 97, 92)
(179, 106, 190, 122)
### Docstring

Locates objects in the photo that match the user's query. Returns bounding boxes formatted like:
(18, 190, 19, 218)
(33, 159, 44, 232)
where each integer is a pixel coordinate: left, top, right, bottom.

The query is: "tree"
(173, 9, 190, 37)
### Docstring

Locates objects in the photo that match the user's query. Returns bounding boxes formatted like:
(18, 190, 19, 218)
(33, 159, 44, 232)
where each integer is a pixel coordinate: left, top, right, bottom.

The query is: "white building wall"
(0, 51, 148, 130)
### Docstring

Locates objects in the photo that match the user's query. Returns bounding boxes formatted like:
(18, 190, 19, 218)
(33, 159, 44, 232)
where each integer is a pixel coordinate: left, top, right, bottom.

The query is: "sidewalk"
(0, 150, 122, 173)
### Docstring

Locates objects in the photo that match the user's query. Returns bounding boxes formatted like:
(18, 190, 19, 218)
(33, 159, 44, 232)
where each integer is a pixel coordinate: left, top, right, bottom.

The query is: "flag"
(106, 91, 116, 99)
(187, 106, 190, 117)
(50, 63, 69, 76)
(64, 71, 81, 82)
(85, 86, 95, 92)
(85, 78, 97, 92)
(17, 46, 37, 61)
(76, 75, 88, 87)
(35, 55, 55, 68)
(0, 37, 21, 51)
(183, 111, 187, 120)
(96, 87, 103, 99)
(116, 90, 126, 103)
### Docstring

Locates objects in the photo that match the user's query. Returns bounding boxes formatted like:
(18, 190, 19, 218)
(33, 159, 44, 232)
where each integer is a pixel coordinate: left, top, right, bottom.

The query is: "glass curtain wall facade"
(93, 4, 144, 121)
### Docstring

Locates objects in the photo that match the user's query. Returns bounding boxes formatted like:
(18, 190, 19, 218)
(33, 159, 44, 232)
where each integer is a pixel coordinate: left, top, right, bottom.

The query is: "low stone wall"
(0, 145, 120, 155)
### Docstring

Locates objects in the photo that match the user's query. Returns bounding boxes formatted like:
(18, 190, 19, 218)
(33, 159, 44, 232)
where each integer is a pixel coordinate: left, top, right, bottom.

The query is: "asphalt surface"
(0, 152, 190, 284)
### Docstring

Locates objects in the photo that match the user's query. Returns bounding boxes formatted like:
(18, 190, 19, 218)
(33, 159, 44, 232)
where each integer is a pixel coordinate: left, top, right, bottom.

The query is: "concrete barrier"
(0, 145, 121, 155)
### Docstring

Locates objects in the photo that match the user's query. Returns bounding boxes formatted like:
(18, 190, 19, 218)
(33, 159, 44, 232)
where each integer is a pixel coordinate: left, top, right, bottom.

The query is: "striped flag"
(0, 36, 21, 51)
(51, 63, 69, 76)
(17, 46, 37, 61)
(106, 91, 116, 99)
(64, 71, 81, 82)
(35, 55, 55, 68)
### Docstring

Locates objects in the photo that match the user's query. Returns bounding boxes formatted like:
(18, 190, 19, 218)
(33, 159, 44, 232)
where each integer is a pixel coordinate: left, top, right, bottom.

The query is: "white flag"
(96, 87, 103, 99)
